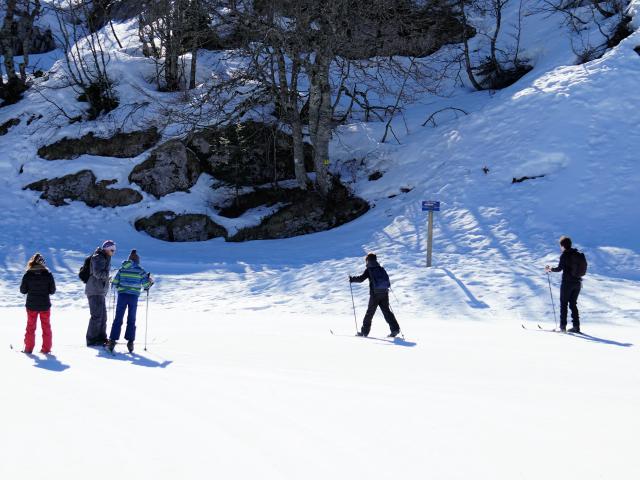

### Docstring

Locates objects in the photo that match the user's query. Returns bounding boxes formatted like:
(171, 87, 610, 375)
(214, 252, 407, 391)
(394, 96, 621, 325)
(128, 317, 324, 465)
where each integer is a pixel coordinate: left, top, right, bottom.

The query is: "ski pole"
(144, 289, 150, 351)
(349, 281, 358, 334)
(390, 288, 406, 340)
(111, 287, 117, 322)
(546, 272, 558, 330)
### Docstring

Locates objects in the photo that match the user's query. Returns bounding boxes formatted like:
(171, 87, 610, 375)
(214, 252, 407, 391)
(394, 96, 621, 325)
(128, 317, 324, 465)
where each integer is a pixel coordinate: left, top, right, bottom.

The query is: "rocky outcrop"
(187, 121, 313, 187)
(25, 170, 142, 207)
(134, 211, 227, 242)
(38, 128, 160, 160)
(0, 118, 20, 136)
(129, 140, 201, 198)
(228, 180, 369, 241)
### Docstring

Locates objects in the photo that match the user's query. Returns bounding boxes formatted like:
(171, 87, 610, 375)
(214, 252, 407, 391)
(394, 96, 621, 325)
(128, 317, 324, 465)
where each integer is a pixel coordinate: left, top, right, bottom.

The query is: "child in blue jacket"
(107, 250, 153, 353)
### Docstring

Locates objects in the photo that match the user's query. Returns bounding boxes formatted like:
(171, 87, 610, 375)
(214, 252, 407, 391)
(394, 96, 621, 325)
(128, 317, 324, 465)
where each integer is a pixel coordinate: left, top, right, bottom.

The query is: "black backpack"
(569, 250, 588, 278)
(369, 265, 391, 293)
(79, 255, 92, 283)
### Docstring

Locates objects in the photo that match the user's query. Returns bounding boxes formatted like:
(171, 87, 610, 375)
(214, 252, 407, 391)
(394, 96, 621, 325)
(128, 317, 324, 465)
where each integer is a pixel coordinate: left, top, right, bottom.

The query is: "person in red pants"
(19, 253, 56, 354)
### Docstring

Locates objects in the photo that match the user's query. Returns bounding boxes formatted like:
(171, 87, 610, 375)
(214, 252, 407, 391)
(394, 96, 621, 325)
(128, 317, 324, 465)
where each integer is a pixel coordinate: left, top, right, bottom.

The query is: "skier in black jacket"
(349, 253, 401, 337)
(545, 236, 582, 333)
(19, 253, 56, 353)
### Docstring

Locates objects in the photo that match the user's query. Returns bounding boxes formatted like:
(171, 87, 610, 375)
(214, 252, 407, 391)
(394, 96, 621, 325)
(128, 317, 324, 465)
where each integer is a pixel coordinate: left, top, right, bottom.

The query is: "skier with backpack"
(349, 253, 401, 338)
(80, 240, 116, 346)
(19, 253, 56, 354)
(545, 236, 587, 333)
(107, 249, 153, 353)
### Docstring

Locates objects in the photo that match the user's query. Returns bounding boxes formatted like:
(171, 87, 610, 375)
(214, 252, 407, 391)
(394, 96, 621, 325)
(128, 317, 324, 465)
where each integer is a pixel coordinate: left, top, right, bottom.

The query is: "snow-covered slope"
(1, 1, 639, 478)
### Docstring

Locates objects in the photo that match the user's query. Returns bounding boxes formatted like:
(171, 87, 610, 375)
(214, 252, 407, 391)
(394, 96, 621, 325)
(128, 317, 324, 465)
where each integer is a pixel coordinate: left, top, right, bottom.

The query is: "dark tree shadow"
(442, 268, 489, 309)
(97, 348, 173, 368)
(25, 353, 71, 372)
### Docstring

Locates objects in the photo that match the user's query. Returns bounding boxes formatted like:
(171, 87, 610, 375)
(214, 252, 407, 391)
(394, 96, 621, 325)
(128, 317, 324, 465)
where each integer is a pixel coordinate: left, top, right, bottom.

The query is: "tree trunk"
(1, 0, 19, 84)
(490, 0, 503, 75)
(459, 0, 483, 90)
(189, 44, 197, 89)
(165, 35, 180, 91)
(290, 113, 309, 189)
(274, 48, 309, 189)
(308, 52, 332, 197)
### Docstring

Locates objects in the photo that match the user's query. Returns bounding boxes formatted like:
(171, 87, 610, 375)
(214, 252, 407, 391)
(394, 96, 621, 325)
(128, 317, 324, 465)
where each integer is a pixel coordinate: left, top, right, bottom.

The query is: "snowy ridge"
(1, 2, 640, 478)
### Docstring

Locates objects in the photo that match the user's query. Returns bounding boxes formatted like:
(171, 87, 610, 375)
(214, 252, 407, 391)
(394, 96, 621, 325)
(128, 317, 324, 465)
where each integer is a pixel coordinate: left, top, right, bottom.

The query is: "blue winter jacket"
(111, 260, 152, 297)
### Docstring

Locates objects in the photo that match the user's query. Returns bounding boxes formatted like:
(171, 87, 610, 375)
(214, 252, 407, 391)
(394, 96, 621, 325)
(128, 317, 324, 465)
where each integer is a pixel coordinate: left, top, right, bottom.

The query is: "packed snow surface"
(1, 0, 640, 478)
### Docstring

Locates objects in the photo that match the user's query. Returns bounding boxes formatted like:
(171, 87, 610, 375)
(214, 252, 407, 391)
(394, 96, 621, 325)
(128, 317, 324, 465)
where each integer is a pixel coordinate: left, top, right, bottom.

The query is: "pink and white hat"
(102, 240, 116, 251)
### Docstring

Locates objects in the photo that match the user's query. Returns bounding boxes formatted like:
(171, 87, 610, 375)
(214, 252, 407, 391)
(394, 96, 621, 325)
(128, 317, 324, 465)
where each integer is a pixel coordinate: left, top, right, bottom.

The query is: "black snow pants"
(361, 292, 400, 336)
(86, 295, 108, 345)
(560, 282, 581, 329)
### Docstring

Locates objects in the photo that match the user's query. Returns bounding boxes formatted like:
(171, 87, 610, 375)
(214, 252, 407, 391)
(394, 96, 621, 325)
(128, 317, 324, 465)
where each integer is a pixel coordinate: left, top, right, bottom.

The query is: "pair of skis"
(329, 329, 404, 340)
(521, 324, 583, 334)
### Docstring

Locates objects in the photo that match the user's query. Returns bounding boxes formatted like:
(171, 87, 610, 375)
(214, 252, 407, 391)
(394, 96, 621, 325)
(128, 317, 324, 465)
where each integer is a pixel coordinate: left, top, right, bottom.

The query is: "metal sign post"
(422, 201, 440, 267)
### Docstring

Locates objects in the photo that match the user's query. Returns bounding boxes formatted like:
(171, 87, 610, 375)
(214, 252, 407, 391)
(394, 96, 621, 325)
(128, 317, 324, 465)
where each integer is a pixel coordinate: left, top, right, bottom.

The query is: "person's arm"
(91, 254, 110, 281)
(550, 253, 565, 273)
(20, 273, 28, 294)
(350, 269, 369, 283)
(141, 269, 153, 290)
(111, 269, 121, 288)
(546, 253, 564, 273)
(49, 272, 56, 295)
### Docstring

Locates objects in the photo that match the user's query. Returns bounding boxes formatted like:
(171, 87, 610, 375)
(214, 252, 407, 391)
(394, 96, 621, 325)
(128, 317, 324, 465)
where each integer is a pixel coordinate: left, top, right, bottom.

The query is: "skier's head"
(365, 252, 377, 266)
(102, 240, 116, 256)
(559, 236, 572, 251)
(26, 252, 46, 270)
(129, 249, 140, 264)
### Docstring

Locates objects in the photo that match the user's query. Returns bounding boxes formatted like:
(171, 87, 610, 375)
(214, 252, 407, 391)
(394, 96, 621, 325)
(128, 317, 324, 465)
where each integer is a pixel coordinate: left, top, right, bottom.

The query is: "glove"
(349, 276, 354, 283)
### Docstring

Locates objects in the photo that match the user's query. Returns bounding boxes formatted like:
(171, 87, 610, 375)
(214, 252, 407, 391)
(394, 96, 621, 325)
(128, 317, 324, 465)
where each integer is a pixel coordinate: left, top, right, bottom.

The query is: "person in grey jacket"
(86, 240, 116, 346)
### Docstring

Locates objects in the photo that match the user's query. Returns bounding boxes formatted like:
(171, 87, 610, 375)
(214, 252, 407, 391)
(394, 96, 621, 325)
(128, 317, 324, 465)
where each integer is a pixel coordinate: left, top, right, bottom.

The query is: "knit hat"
(102, 240, 116, 251)
(129, 249, 140, 264)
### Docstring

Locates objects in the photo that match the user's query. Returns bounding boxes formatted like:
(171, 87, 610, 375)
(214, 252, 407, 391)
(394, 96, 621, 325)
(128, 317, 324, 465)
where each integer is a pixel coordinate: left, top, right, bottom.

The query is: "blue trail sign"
(422, 200, 440, 267)
(422, 200, 440, 212)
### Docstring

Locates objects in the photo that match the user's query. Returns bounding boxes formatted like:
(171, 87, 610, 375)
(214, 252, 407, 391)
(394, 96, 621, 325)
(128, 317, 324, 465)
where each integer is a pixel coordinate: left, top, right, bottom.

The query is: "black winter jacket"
(551, 248, 581, 285)
(20, 265, 56, 311)
(351, 260, 386, 296)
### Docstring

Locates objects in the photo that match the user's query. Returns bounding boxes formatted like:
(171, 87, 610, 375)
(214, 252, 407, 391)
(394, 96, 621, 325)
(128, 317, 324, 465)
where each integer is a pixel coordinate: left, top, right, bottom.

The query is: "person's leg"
(24, 309, 38, 353)
(559, 284, 569, 330)
(109, 294, 128, 341)
(361, 295, 379, 336)
(378, 293, 400, 334)
(98, 295, 108, 343)
(569, 284, 581, 330)
(40, 310, 52, 353)
(86, 296, 103, 345)
(124, 295, 139, 342)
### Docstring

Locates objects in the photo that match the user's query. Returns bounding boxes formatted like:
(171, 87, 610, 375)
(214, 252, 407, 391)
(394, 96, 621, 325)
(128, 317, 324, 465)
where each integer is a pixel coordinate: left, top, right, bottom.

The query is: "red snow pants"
(24, 309, 52, 353)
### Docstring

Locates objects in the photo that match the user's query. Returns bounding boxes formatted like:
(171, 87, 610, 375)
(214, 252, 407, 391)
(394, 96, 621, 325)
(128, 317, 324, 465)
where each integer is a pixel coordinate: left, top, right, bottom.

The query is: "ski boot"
(106, 340, 116, 353)
(127, 341, 134, 353)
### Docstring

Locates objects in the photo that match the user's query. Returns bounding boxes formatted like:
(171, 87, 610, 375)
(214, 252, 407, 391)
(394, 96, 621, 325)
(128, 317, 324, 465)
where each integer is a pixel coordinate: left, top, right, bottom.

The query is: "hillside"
(1, 0, 639, 478)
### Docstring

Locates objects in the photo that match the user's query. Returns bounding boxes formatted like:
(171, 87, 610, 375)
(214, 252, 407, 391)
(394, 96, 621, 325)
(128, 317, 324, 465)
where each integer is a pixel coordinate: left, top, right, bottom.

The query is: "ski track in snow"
(1, 1, 640, 478)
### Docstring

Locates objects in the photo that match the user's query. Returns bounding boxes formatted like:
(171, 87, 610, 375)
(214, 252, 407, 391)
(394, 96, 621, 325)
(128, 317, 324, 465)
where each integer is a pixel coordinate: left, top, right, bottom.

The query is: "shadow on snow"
(96, 348, 173, 368)
(25, 353, 71, 372)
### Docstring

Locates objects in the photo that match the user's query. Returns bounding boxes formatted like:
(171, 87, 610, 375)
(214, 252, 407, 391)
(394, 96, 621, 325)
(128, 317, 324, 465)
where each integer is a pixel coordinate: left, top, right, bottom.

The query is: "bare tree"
(49, 0, 118, 118)
(458, 0, 531, 90)
(0, 0, 41, 104)
(536, 0, 630, 63)
(205, 0, 464, 195)
(139, 0, 210, 91)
